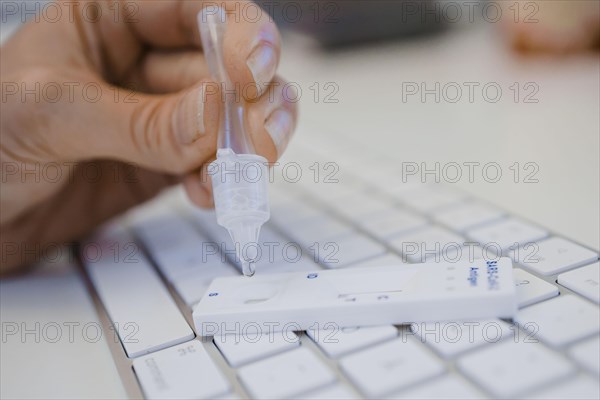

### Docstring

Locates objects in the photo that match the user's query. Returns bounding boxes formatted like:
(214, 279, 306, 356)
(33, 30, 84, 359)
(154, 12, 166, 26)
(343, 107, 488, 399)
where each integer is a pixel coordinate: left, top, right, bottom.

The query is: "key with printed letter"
(558, 262, 600, 303)
(133, 340, 231, 399)
(515, 295, 600, 347)
(237, 347, 336, 399)
(340, 337, 445, 398)
(457, 340, 575, 398)
(516, 237, 598, 276)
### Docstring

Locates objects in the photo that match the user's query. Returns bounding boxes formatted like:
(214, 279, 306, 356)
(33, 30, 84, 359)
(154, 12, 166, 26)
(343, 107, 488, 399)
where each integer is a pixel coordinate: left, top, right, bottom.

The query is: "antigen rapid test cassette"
(193, 258, 517, 336)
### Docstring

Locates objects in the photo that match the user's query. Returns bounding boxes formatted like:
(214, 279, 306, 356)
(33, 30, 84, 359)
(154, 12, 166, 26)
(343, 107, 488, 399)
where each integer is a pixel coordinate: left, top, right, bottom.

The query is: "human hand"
(501, 0, 599, 53)
(0, 0, 297, 273)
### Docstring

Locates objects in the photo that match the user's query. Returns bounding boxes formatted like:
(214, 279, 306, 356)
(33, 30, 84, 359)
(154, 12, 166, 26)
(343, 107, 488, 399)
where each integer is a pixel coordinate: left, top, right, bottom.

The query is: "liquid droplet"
(242, 260, 255, 277)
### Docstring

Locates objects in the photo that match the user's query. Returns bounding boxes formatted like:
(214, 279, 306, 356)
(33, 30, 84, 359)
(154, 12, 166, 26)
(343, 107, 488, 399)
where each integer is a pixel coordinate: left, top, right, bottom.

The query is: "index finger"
(128, 0, 281, 97)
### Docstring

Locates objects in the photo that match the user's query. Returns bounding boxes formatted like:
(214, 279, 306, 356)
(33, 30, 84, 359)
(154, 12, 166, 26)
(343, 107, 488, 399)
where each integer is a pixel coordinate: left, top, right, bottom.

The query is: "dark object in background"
(255, 0, 446, 48)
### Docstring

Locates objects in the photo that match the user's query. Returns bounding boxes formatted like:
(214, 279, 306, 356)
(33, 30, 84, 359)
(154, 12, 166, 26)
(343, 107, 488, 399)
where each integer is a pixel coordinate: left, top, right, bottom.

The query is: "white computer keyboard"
(81, 142, 599, 400)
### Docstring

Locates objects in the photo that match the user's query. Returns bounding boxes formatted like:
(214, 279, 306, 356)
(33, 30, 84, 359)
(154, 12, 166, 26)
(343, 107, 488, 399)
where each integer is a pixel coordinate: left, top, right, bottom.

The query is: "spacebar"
(83, 223, 194, 358)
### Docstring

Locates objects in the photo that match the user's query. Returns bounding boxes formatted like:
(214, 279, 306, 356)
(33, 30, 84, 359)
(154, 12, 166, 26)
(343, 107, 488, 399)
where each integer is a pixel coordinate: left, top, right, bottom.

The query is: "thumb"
(24, 71, 222, 174)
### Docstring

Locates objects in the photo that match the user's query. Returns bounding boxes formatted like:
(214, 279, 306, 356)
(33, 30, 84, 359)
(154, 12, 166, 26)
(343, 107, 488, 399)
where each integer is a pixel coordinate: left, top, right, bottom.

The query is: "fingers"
(128, 51, 209, 94)
(182, 166, 215, 209)
(9, 67, 296, 180)
(129, 0, 281, 99)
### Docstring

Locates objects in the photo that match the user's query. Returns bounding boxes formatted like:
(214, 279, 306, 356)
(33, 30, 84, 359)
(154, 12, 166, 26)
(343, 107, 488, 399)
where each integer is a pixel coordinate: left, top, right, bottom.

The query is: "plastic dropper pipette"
(198, 7, 270, 277)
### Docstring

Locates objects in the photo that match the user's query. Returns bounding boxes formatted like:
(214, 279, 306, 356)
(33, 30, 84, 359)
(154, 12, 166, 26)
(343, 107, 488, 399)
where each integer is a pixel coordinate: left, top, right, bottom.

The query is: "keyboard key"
(308, 181, 366, 204)
(307, 325, 397, 358)
(171, 262, 239, 307)
(357, 209, 427, 240)
(456, 340, 575, 398)
(400, 186, 467, 213)
(389, 226, 464, 263)
(138, 217, 238, 275)
(513, 268, 559, 308)
(237, 347, 336, 399)
(84, 229, 194, 358)
(525, 374, 600, 400)
(412, 320, 511, 358)
(335, 192, 392, 219)
(515, 295, 600, 347)
(287, 215, 353, 248)
(433, 201, 504, 232)
(558, 262, 600, 303)
(317, 234, 386, 268)
(302, 384, 359, 400)
(516, 237, 598, 276)
(214, 331, 299, 368)
(247, 227, 305, 271)
(374, 178, 423, 199)
(568, 336, 600, 375)
(133, 340, 231, 400)
(467, 218, 548, 254)
(389, 374, 484, 399)
(271, 200, 323, 226)
(340, 338, 444, 398)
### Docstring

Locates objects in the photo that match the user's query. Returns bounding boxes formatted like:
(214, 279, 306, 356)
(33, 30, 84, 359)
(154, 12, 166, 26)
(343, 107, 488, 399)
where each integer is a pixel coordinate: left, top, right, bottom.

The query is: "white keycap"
(358, 209, 427, 240)
(558, 262, 600, 303)
(237, 347, 336, 399)
(308, 181, 366, 204)
(388, 374, 485, 400)
(375, 178, 423, 199)
(171, 261, 239, 307)
(400, 186, 467, 213)
(84, 230, 194, 358)
(389, 226, 464, 263)
(516, 237, 598, 276)
(287, 215, 353, 248)
(456, 340, 575, 398)
(126, 195, 179, 228)
(317, 233, 386, 268)
(412, 319, 511, 358)
(568, 336, 600, 375)
(349, 253, 405, 268)
(515, 295, 600, 347)
(271, 200, 323, 226)
(467, 218, 548, 254)
(188, 209, 232, 247)
(214, 331, 300, 368)
(138, 217, 238, 276)
(433, 201, 504, 232)
(245, 227, 303, 271)
(307, 325, 397, 358)
(340, 338, 444, 398)
(302, 384, 359, 400)
(514, 268, 559, 308)
(335, 192, 392, 219)
(132, 212, 196, 257)
(525, 374, 600, 400)
(133, 340, 231, 400)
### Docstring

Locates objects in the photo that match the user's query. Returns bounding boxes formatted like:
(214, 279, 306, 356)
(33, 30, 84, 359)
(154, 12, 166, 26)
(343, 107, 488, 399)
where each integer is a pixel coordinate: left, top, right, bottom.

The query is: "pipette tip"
(242, 260, 256, 277)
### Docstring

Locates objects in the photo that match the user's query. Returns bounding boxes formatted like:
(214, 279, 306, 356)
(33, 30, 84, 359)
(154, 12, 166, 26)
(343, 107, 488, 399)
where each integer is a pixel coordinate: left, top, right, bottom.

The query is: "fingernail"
(176, 84, 207, 144)
(265, 108, 293, 157)
(247, 44, 277, 98)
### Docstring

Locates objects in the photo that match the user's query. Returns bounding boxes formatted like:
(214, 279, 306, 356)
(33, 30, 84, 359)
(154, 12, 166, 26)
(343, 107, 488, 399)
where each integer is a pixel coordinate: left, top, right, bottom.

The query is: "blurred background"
(2, 0, 599, 248)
